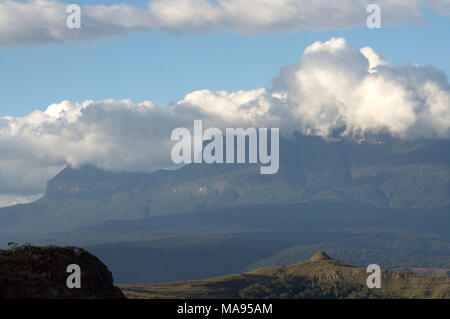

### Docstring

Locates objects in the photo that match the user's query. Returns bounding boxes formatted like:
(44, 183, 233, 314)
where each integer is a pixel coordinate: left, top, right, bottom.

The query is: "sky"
(1, 1, 450, 117)
(0, 0, 449, 207)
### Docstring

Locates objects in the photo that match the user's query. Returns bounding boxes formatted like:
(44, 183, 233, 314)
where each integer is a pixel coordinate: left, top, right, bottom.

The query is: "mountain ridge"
(1, 133, 450, 244)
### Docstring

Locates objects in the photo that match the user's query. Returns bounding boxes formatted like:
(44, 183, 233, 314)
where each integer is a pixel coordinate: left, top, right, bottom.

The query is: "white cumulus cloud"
(0, 37, 449, 206)
(275, 37, 450, 139)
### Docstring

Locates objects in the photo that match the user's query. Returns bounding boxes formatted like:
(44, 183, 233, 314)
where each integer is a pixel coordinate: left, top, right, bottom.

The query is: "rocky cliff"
(0, 245, 125, 299)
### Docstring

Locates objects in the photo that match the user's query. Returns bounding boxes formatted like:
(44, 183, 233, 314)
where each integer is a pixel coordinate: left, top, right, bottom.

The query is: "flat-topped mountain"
(119, 251, 450, 299)
(1, 134, 450, 244)
(1, 135, 450, 286)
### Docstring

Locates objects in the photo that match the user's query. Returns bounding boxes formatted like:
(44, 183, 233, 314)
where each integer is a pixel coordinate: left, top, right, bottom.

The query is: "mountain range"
(1, 133, 449, 283)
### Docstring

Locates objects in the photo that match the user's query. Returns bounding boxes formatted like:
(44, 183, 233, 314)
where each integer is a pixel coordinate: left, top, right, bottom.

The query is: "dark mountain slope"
(0, 134, 449, 241)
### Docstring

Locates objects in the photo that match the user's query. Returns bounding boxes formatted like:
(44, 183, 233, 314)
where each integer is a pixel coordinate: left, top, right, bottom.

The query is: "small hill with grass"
(119, 251, 450, 299)
(0, 244, 125, 299)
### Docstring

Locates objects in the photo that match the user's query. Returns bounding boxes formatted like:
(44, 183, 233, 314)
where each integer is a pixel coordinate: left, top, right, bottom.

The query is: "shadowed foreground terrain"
(1, 246, 448, 299)
(119, 252, 450, 299)
(0, 245, 125, 299)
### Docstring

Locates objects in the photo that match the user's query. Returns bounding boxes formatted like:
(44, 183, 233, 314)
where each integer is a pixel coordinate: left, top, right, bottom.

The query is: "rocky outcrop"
(0, 245, 125, 299)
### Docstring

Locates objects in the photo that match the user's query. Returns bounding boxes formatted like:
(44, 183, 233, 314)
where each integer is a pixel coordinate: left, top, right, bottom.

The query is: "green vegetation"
(88, 228, 450, 284)
(0, 136, 449, 295)
(119, 251, 450, 299)
(238, 270, 379, 299)
(246, 234, 450, 271)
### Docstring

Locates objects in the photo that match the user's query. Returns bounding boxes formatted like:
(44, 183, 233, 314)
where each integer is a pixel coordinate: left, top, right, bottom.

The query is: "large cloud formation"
(0, 37, 449, 206)
(277, 38, 450, 139)
(0, 0, 444, 48)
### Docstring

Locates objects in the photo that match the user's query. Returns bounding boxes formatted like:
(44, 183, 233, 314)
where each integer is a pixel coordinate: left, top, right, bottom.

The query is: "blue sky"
(1, 4, 449, 117)
(1, 0, 450, 206)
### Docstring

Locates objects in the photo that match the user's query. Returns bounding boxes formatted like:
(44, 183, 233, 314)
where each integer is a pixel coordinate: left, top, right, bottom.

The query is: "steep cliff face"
(0, 245, 125, 299)
(1, 135, 450, 243)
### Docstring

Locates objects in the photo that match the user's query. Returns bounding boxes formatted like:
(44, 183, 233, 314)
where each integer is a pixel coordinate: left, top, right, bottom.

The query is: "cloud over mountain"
(0, 0, 436, 48)
(0, 37, 449, 205)
(276, 38, 450, 139)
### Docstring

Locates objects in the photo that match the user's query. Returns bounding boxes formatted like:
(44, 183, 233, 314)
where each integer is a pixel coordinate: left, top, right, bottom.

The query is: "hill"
(85, 227, 450, 284)
(118, 251, 450, 299)
(0, 245, 125, 299)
